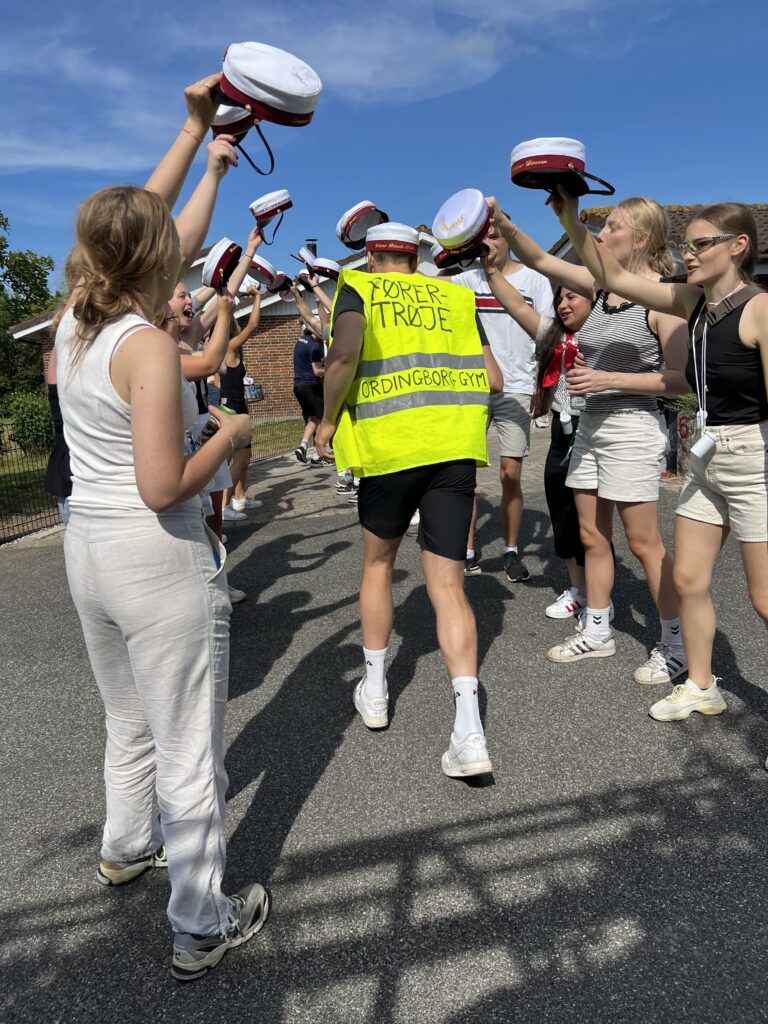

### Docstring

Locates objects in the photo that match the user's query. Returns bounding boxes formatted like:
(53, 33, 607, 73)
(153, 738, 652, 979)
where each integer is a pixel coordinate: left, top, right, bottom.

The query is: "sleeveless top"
(43, 383, 72, 498)
(685, 294, 768, 426)
(219, 357, 246, 413)
(56, 308, 200, 516)
(577, 290, 662, 414)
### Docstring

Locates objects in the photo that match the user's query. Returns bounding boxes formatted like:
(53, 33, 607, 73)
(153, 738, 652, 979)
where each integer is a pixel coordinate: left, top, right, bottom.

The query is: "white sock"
(362, 647, 387, 698)
(452, 677, 483, 742)
(466, 548, 475, 560)
(583, 606, 611, 641)
(299, 439, 308, 448)
(686, 675, 713, 692)
(503, 546, 518, 555)
(661, 617, 682, 647)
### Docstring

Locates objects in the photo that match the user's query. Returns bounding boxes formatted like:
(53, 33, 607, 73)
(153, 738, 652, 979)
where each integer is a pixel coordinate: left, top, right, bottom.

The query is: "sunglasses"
(675, 234, 737, 256)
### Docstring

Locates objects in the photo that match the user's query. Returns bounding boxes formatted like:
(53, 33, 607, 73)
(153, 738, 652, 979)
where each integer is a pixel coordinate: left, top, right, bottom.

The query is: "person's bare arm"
(225, 225, 263, 299)
(483, 262, 543, 339)
(174, 137, 238, 273)
(550, 188, 701, 321)
(179, 293, 235, 380)
(228, 288, 261, 353)
(567, 315, 690, 397)
(144, 74, 221, 210)
(111, 327, 252, 512)
(291, 284, 323, 338)
(486, 195, 594, 298)
(483, 344, 503, 393)
(740, 293, 768, 399)
(307, 272, 333, 313)
(314, 312, 365, 456)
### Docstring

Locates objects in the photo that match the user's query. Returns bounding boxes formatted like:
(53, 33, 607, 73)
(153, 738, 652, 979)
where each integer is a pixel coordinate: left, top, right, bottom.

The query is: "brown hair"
(617, 197, 677, 277)
(689, 203, 758, 281)
(60, 186, 176, 362)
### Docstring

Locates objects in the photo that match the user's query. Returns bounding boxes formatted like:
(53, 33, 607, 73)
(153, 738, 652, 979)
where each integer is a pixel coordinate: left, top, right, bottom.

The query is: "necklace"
(707, 282, 745, 307)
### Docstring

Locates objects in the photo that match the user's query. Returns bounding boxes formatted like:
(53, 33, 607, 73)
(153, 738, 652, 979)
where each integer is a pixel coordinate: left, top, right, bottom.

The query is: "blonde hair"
(617, 197, 677, 278)
(60, 186, 176, 362)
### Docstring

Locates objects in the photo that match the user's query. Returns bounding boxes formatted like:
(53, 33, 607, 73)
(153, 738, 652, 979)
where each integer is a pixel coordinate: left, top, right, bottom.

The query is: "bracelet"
(245, 251, 256, 259)
(182, 127, 203, 144)
(221, 429, 235, 455)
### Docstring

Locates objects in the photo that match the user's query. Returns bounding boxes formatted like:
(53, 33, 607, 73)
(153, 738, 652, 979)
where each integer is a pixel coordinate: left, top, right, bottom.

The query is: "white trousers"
(64, 510, 232, 936)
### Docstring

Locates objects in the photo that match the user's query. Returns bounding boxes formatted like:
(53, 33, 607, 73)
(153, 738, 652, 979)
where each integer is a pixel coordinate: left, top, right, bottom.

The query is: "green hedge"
(7, 391, 53, 453)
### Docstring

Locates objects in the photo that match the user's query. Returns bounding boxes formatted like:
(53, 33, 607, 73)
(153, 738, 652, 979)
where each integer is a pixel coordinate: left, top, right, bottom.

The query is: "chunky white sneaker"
(546, 588, 587, 620)
(227, 585, 246, 604)
(633, 642, 687, 685)
(222, 506, 247, 522)
(441, 732, 493, 778)
(353, 679, 389, 729)
(97, 845, 167, 886)
(649, 678, 726, 722)
(547, 630, 616, 663)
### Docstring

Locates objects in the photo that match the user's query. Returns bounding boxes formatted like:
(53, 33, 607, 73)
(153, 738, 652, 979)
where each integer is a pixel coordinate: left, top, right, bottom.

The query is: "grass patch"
(250, 416, 304, 461)
(0, 447, 54, 516)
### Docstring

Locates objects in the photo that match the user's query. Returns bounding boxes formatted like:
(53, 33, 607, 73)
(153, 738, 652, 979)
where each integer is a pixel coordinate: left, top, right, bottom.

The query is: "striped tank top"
(578, 290, 662, 414)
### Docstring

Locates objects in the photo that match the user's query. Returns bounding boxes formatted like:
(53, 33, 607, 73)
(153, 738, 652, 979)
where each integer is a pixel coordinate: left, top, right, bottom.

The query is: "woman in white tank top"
(57, 172, 270, 978)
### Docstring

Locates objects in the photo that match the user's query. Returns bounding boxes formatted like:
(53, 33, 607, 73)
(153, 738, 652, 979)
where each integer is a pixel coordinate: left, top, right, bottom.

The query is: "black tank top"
(219, 358, 246, 413)
(685, 293, 768, 426)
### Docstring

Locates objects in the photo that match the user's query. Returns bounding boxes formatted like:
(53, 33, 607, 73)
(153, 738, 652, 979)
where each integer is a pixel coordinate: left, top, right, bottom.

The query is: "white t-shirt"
(453, 265, 553, 395)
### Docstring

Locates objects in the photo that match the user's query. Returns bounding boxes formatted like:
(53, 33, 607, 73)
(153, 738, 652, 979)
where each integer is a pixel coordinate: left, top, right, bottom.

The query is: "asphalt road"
(2, 428, 767, 1024)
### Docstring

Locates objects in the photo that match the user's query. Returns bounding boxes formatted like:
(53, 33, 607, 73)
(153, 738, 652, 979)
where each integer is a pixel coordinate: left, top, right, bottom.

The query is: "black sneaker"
(464, 552, 482, 576)
(294, 444, 308, 464)
(503, 550, 530, 582)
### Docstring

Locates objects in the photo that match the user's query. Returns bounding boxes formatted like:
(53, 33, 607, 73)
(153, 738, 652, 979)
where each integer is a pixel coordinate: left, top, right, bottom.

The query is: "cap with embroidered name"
(365, 223, 419, 256)
(220, 42, 322, 127)
(211, 104, 256, 143)
(313, 258, 341, 281)
(248, 254, 277, 288)
(249, 189, 293, 224)
(202, 238, 243, 289)
(431, 188, 492, 259)
(336, 201, 389, 250)
(510, 138, 614, 197)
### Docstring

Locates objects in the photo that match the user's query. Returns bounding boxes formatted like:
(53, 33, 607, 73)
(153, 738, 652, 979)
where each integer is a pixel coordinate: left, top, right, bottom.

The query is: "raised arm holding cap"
(173, 137, 238, 273)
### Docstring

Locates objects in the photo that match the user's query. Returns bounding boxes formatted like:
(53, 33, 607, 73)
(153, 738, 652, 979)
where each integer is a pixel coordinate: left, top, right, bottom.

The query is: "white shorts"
(566, 409, 668, 503)
(677, 422, 768, 542)
(488, 392, 531, 459)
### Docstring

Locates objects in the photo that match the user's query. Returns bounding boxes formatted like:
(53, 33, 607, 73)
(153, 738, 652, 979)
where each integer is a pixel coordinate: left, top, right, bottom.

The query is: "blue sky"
(2, 0, 766, 291)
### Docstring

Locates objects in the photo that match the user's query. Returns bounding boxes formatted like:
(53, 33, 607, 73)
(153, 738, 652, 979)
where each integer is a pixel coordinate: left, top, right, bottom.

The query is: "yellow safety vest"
(329, 268, 490, 477)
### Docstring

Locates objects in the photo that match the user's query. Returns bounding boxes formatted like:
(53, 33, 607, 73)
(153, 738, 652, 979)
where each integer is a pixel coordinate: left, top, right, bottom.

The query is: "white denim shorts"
(566, 409, 668, 503)
(677, 421, 768, 542)
(488, 392, 531, 459)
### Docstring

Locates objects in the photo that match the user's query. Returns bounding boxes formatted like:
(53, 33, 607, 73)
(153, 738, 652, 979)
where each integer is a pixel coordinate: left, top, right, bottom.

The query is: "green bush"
(8, 391, 53, 453)
(666, 392, 699, 414)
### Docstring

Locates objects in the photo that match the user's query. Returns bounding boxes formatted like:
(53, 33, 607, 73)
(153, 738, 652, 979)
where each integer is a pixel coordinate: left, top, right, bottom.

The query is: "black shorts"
(293, 384, 324, 423)
(358, 460, 476, 561)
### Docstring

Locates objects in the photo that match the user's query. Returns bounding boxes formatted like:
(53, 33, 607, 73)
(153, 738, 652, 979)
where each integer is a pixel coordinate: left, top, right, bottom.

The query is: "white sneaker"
(633, 642, 687, 685)
(221, 534, 228, 545)
(547, 630, 616, 663)
(546, 588, 587, 620)
(353, 679, 388, 729)
(240, 497, 263, 509)
(441, 732, 493, 778)
(222, 506, 247, 522)
(576, 601, 615, 632)
(407, 510, 420, 536)
(228, 585, 246, 604)
(649, 678, 726, 721)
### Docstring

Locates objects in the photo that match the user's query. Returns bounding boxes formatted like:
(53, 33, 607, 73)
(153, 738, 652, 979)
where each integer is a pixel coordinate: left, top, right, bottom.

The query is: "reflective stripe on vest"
(329, 268, 490, 477)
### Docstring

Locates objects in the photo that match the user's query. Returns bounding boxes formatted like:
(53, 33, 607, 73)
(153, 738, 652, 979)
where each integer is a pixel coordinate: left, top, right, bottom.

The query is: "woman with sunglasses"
(487, 198, 690, 686)
(551, 195, 768, 721)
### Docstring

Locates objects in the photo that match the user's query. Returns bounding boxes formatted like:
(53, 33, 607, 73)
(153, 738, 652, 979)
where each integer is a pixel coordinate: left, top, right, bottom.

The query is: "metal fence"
(0, 408, 305, 545)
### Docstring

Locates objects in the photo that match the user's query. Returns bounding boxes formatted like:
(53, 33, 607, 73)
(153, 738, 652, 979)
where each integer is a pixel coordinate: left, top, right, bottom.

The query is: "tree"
(0, 211, 56, 415)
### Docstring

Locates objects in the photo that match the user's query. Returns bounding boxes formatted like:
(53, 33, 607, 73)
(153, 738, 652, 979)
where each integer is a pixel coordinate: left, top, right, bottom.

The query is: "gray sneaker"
(97, 845, 167, 887)
(171, 882, 270, 982)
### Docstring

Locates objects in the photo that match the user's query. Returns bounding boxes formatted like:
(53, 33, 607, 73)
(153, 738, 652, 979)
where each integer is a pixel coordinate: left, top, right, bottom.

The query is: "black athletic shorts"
(357, 460, 476, 561)
(293, 384, 324, 423)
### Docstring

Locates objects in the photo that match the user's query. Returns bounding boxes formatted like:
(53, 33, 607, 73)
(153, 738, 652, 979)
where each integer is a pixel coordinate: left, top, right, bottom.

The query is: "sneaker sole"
(649, 700, 726, 722)
(505, 572, 530, 583)
(545, 606, 584, 619)
(547, 642, 616, 663)
(96, 848, 166, 887)
(633, 666, 688, 686)
(441, 756, 493, 778)
(295, 449, 308, 464)
(171, 888, 271, 982)
(464, 567, 482, 576)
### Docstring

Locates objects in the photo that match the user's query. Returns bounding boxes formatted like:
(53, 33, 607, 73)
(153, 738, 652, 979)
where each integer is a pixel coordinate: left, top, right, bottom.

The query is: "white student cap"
(336, 201, 389, 250)
(296, 246, 318, 271)
(248, 189, 293, 224)
(202, 238, 243, 289)
(313, 258, 341, 281)
(211, 104, 256, 143)
(220, 42, 322, 126)
(266, 271, 296, 301)
(365, 223, 419, 256)
(248, 254, 277, 288)
(430, 241, 457, 270)
(510, 138, 614, 197)
(431, 188, 492, 258)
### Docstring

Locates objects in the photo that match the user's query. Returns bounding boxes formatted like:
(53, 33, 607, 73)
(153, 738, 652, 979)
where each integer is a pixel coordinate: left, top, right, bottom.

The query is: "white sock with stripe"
(583, 607, 611, 642)
(452, 677, 483, 742)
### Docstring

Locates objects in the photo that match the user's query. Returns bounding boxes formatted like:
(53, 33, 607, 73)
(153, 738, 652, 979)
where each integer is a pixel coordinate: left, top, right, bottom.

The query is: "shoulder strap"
(691, 285, 764, 344)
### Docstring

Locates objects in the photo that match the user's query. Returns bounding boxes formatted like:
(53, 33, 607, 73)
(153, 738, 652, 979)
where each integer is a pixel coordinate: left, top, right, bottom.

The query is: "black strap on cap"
(237, 124, 275, 176)
(259, 210, 283, 245)
(570, 167, 615, 197)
